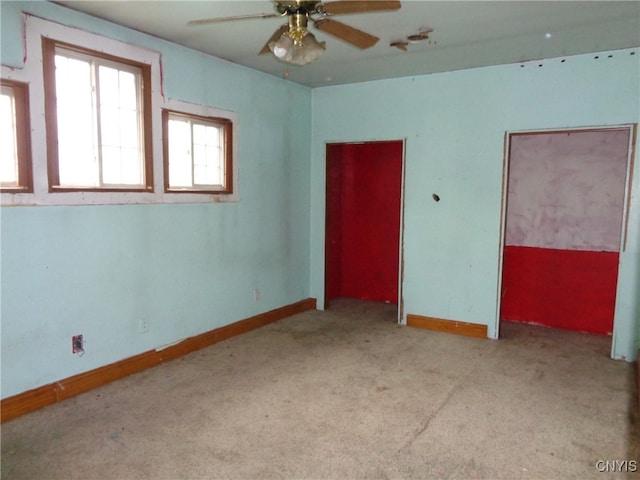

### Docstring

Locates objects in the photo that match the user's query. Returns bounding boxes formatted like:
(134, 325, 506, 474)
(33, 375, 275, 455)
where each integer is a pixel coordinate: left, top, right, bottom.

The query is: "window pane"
(119, 71, 137, 110)
(192, 143, 206, 183)
(168, 118, 192, 188)
(55, 55, 98, 187)
(99, 67, 137, 112)
(100, 107, 139, 149)
(206, 125, 220, 147)
(119, 148, 143, 185)
(98, 64, 142, 186)
(101, 146, 143, 185)
(0, 89, 18, 185)
(100, 105, 120, 146)
(166, 112, 229, 191)
(98, 66, 119, 107)
(46, 41, 149, 191)
(194, 144, 221, 185)
(193, 124, 222, 186)
(101, 146, 122, 185)
(192, 123, 206, 146)
(119, 110, 139, 149)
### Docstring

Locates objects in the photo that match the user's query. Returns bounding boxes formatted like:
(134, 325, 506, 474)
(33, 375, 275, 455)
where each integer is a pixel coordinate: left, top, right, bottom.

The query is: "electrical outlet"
(72, 334, 83, 354)
(139, 318, 149, 334)
(253, 288, 260, 302)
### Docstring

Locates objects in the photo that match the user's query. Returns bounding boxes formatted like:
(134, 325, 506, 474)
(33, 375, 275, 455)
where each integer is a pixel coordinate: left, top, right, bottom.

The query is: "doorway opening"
(324, 140, 404, 319)
(498, 126, 635, 349)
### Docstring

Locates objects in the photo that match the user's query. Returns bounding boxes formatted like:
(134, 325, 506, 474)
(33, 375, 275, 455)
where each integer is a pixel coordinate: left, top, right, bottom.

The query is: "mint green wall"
(0, 2, 311, 398)
(310, 49, 640, 360)
(2, 2, 639, 404)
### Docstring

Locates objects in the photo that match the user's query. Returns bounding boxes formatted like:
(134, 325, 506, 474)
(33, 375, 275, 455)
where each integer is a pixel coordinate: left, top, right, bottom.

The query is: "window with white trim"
(2, 16, 238, 205)
(163, 110, 233, 193)
(42, 39, 153, 191)
(1, 79, 32, 192)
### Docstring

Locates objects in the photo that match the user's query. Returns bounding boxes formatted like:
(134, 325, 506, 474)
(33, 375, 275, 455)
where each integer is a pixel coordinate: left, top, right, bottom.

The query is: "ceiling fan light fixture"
(189, 0, 403, 67)
(270, 33, 295, 60)
(297, 31, 326, 63)
(269, 30, 325, 65)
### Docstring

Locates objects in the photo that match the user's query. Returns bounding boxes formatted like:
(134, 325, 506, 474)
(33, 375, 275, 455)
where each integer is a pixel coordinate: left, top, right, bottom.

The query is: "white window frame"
(44, 41, 151, 191)
(0, 79, 32, 192)
(161, 99, 239, 203)
(1, 15, 239, 205)
(163, 108, 234, 194)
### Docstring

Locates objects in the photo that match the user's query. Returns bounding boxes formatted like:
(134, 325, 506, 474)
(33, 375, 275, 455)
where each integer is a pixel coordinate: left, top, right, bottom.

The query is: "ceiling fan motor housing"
(274, 1, 322, 16)
(287, 14, 311, 46)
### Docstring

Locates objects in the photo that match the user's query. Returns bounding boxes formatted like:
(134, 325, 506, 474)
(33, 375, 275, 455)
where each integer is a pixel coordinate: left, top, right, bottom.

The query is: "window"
(1, 79, 32, 192)
(3, 16, 237, 205)
(163, 110, 233, 193)
(42, 39, 153, 191)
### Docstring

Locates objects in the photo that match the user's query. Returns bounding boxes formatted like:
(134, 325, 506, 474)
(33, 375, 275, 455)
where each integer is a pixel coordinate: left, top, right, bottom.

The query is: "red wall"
(326, 141, 403, 304)
(501, 246, 619, 334)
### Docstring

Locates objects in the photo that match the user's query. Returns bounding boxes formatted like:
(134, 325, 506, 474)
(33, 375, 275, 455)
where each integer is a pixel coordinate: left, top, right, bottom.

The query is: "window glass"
(165, 111, 232, 193)
(1, 80, 32, 192)
(45, 41, 148, 190)
(0, 87, 18, 186)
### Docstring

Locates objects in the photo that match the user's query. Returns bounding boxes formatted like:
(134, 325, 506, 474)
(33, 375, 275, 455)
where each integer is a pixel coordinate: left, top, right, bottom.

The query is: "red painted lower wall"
(500, 245, 619, 334)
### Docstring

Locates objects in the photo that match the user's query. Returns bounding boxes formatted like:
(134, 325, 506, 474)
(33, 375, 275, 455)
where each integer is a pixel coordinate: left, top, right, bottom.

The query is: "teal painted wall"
(0, 2, 311, 398)
(2, 1, 639, 403)
(310, 50, 640, 360)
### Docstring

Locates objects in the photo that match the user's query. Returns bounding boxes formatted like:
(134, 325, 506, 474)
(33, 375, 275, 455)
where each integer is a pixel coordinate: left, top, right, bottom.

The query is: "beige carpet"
(2, 299, 638, 479)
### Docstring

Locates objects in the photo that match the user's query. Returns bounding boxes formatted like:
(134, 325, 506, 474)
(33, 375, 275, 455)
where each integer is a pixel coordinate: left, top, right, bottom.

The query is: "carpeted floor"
(2, 298, 638, 479)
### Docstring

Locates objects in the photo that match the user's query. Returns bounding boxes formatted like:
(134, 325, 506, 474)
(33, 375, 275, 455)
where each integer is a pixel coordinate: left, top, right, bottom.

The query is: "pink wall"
(506, 129, 629, 252)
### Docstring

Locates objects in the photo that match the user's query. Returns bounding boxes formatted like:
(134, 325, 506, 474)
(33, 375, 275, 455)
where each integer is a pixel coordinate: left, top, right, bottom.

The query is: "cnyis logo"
(595, 460, 638, 473)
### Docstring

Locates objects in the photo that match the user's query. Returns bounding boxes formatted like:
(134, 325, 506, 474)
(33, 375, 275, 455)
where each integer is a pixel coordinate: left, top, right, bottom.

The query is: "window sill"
(1, 190, 239, 206)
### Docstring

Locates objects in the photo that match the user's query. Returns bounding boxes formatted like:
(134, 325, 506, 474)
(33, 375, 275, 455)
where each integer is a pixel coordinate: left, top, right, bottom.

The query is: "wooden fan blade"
(321, 1, 401, 15)
(314, 18, 379, 49)
(259, 24, 290, 55)
(188, 13, 278, 26)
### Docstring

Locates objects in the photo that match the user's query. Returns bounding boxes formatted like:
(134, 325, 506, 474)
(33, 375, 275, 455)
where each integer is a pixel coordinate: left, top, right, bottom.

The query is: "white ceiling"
(55, 1, 640, 87)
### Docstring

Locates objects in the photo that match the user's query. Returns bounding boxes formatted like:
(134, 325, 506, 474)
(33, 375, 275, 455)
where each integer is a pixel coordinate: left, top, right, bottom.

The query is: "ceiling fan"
(188, 1, 402, 65)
